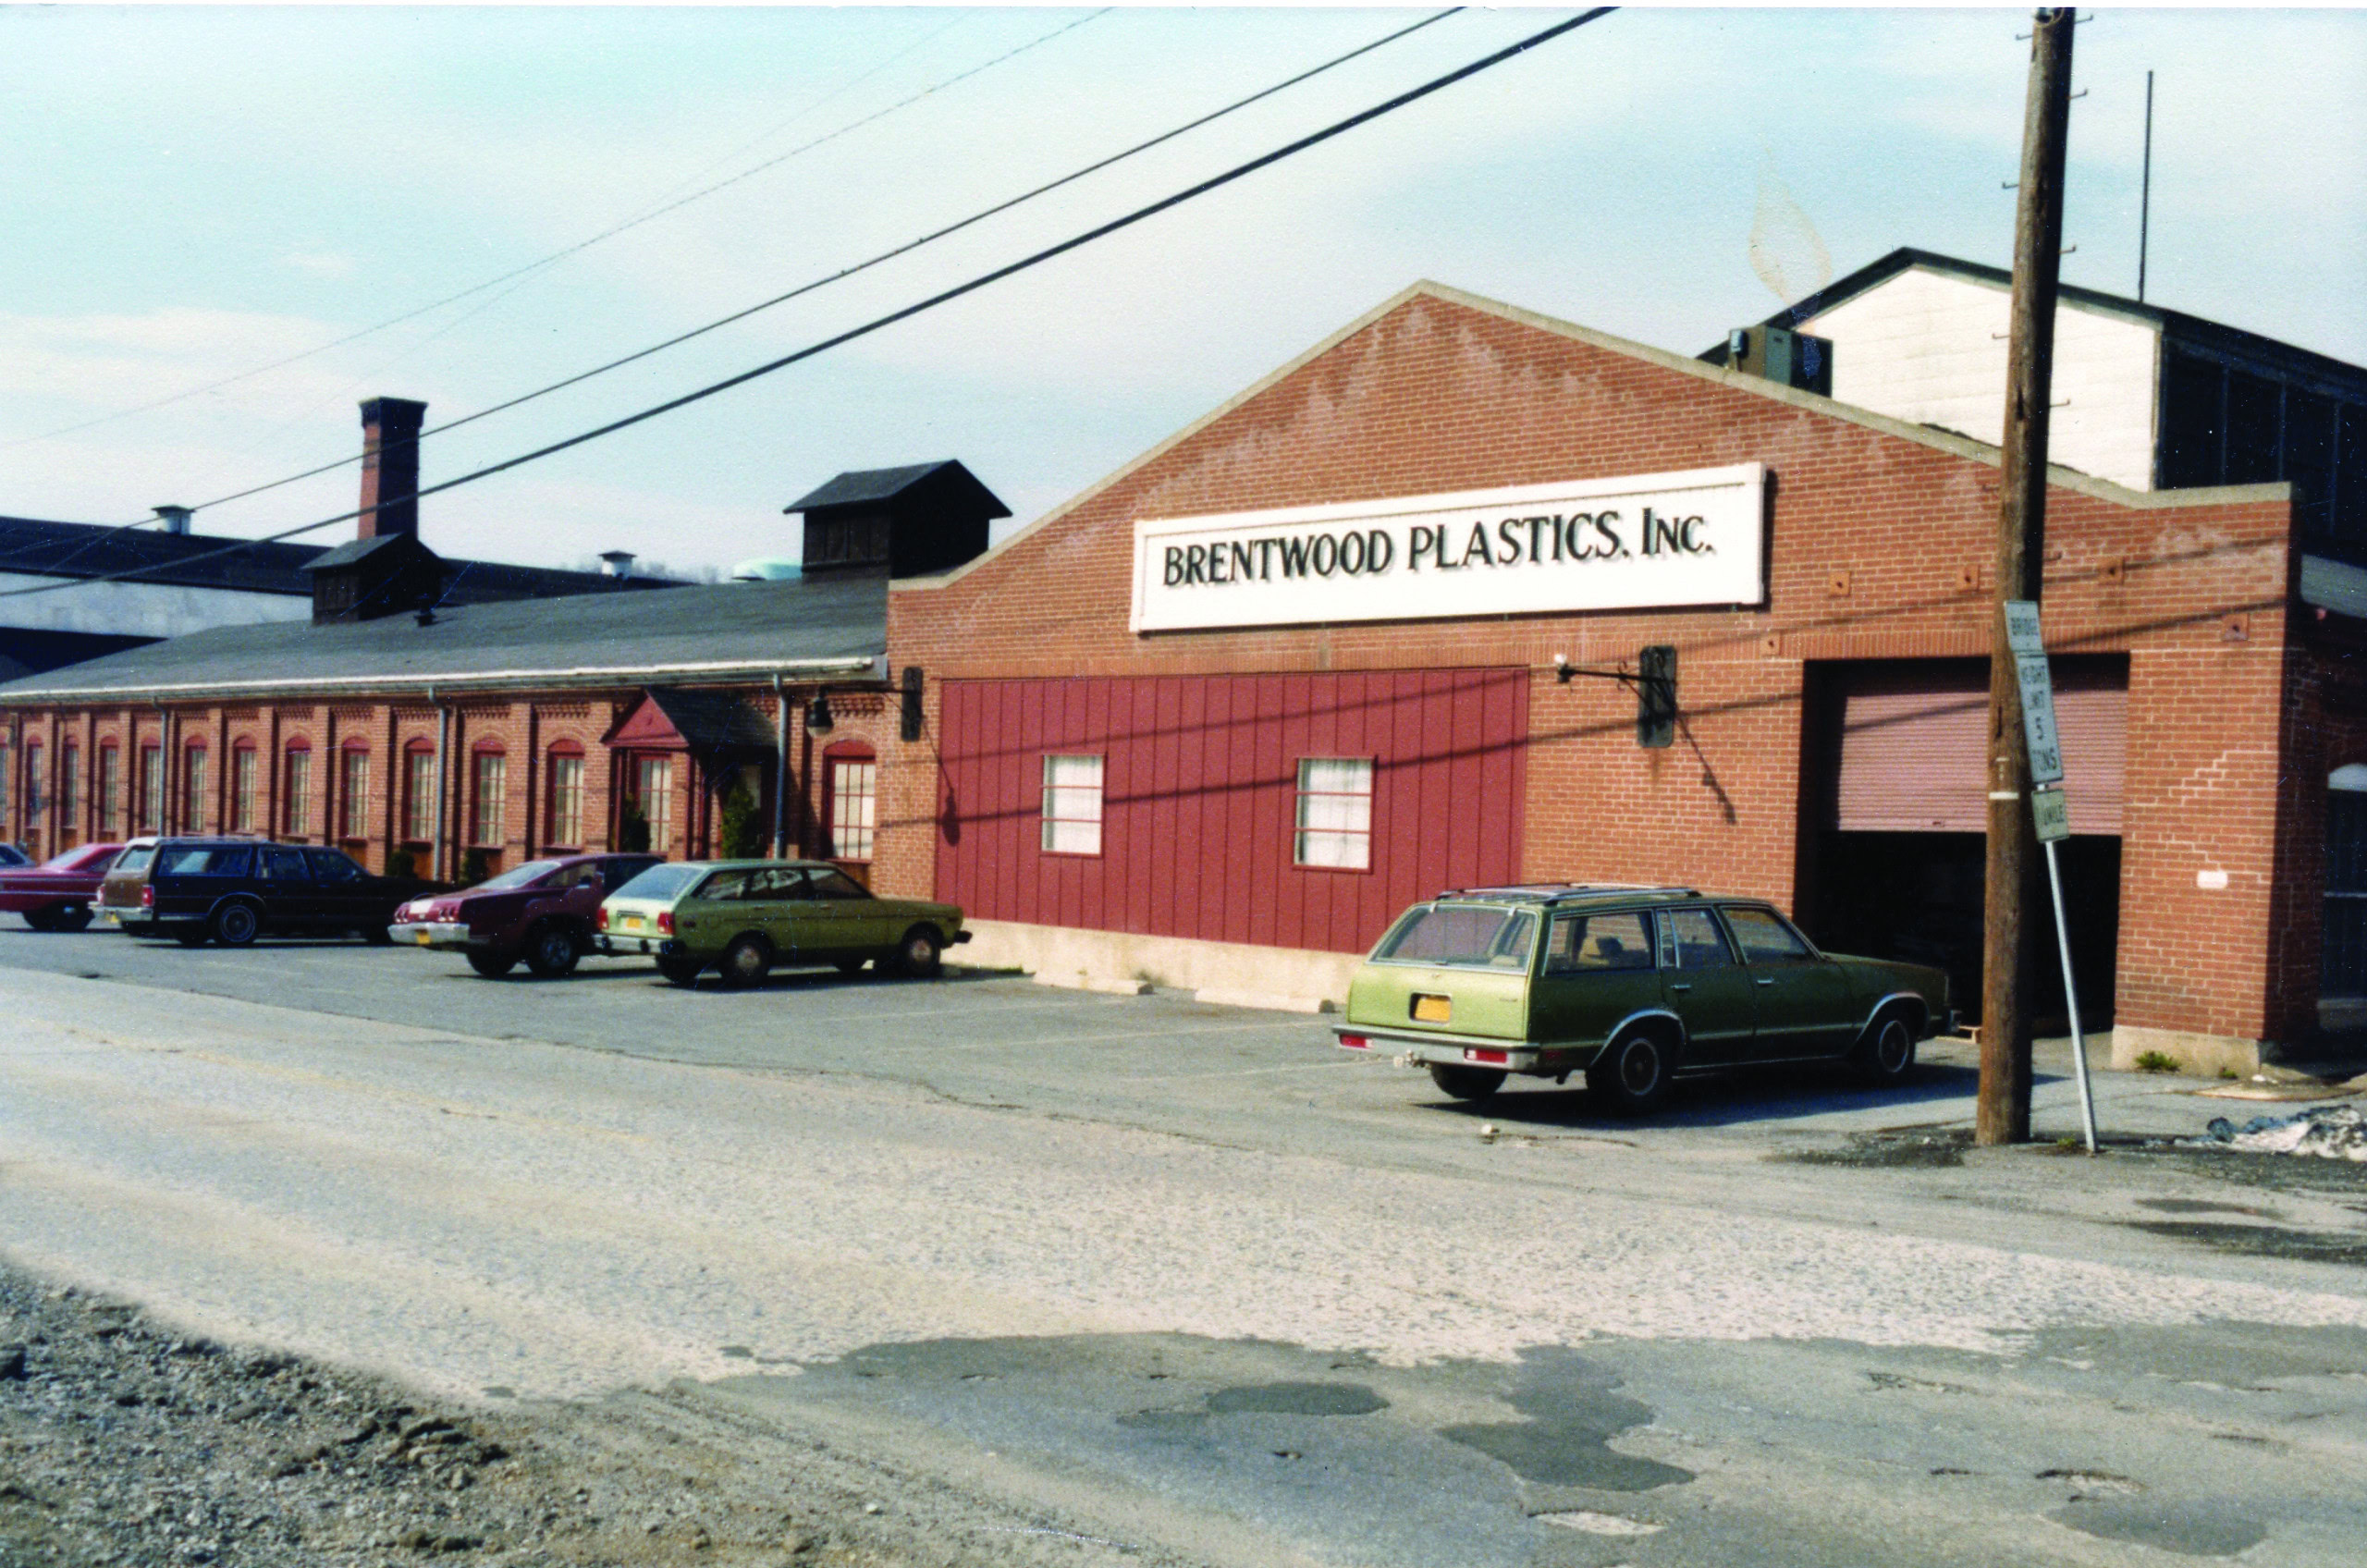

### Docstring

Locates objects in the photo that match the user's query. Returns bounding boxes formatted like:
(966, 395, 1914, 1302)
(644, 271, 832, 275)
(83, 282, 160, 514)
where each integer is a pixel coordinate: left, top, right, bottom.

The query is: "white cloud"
(279, 251, 356, 280)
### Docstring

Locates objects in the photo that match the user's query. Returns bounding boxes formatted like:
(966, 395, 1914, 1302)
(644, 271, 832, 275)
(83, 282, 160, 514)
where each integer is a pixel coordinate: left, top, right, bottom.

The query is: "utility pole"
(1980, 7, 2077, 1146)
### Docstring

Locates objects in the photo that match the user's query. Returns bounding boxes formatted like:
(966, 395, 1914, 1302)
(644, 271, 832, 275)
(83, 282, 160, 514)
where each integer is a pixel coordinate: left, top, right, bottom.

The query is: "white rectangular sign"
(1129, 464, 1767, 634)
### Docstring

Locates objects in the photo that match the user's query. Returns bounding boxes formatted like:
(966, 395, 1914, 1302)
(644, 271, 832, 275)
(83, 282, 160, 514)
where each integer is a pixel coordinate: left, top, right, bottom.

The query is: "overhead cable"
(0, 7, 1102, 452)
(0, 7, 1613, 604)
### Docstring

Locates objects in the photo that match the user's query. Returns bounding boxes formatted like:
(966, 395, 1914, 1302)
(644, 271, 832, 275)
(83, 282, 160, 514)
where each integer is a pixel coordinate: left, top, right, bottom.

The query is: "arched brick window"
(98, 742, 122, 838)
(337, 740, 372, 841)
(181, 743, 208, 834)
(469, 742, 508, 848)
(229, 741, 259, 833)
(283, 740, 313, 839)
(823, 741, 877, 864)
(401, 739, 436, 845)
(545, 741, 585, 849)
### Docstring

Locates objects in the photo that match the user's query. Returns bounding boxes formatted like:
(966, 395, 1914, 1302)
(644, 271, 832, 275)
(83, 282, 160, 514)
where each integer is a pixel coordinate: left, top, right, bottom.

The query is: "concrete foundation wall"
(955, 918, 1359, 1013)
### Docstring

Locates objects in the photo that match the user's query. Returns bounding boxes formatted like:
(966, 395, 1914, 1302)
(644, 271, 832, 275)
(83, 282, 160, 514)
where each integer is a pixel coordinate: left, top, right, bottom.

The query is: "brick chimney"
(357, 397, 427, 540)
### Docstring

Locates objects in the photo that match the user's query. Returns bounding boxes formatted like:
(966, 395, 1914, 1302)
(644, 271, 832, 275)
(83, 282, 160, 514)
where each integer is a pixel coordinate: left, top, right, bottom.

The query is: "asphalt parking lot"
(0, 916, 2263, 1157)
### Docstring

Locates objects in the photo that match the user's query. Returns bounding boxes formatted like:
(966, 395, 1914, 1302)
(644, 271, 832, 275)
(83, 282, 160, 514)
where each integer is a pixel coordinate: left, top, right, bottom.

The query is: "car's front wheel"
(717, 934, 772, 989)
(895, 925, 943, 979)
(1851, 1011, 1919, 1086)
(209, 901, 262, 948)
(1588, 1027, 1675, 1115)
(522, 921, 581, 979)
(466, 950, 517, 978)
(1427, 1062, 1505, 1101)
(655, 954, 705, 986)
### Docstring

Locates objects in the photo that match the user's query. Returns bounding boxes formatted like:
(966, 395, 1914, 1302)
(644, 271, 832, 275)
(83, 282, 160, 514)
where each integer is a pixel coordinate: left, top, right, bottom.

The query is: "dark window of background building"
(2337, 404, 2367, 552)
(2286, 388, 2337, 547)
(2225, 370, 2283, 485)
(2159, 350, 2223, 487)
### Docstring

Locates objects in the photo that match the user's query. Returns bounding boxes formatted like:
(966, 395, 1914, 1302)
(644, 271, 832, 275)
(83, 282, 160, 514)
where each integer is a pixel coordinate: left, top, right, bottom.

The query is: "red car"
(390, 852, 663, 977)
(1, 843, 126, 931)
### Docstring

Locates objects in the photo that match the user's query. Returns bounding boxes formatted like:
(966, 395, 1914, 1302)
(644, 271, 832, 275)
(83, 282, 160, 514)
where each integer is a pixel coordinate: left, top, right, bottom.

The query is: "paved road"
(3, 929, 2364, 1565)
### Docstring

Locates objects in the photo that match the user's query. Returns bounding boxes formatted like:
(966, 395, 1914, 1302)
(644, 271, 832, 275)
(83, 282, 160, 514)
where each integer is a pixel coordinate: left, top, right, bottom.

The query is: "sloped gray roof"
(785, 459, 1011, 520)
(0, 573, 885, 704)
(0, 514, 678, 603)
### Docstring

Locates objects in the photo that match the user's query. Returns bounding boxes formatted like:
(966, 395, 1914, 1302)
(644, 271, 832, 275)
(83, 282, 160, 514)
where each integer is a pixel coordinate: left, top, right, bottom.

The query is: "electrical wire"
(174, 8, 1466, 521)
(0, 7, 1614, 605)
(0, 6, 1459, 579)
(0, 7, 1099, 453)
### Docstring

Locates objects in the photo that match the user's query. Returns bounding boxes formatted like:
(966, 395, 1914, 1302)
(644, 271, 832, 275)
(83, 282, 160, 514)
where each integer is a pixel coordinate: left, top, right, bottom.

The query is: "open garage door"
(1831, 659, 2126, 833)
(1804, 656, 2127, 1026)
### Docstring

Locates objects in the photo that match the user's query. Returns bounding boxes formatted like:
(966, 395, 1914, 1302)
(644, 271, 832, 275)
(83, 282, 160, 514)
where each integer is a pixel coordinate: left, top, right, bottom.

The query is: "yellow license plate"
(1412, 994, 1452, 1024)
(415, 931, 432, 945)
(623, 916, 644, 931)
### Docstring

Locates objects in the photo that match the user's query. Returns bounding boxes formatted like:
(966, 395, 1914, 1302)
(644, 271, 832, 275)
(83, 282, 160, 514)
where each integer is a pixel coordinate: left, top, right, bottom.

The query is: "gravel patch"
(0, 1263, 1130, 1568)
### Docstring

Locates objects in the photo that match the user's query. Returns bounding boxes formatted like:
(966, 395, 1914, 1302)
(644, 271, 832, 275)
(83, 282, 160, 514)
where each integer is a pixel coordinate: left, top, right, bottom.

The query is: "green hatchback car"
(595, 859, 967, 987)
(1332, 885, 1951, 1112)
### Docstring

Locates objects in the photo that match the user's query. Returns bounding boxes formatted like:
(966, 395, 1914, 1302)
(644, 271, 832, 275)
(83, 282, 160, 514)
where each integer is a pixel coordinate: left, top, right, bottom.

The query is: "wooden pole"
(1980, 7, 2077, 1146)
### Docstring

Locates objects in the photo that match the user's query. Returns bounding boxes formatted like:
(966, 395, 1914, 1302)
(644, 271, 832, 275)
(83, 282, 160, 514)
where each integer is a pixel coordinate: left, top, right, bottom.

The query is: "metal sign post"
(2007, 601, 2097, 1153)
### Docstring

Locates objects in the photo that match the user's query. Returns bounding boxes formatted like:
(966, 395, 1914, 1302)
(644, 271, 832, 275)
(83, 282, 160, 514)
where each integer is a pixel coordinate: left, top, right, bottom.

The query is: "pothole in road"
(1436, 1346, 1694, 1493)
(2046, 1499, 2267, 1559)
(2122, 1219, 2367, 1267)
(1773, 1128, 1972, 1169)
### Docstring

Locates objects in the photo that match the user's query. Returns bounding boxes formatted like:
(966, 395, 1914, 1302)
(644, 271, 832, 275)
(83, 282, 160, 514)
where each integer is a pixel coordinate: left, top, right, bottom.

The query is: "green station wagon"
(595, 859, 967, 987)
(1332, 885, 1951, 1111)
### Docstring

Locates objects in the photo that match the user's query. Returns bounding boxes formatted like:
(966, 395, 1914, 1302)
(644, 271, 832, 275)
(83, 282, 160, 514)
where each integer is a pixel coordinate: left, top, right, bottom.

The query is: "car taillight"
(141, 885, 154, 909)
(1338, 1035, 1370, 1050)
(656, 910, 674, 936)
(595, 906, 608, 931)
(1463, 1047, 1510, 1065)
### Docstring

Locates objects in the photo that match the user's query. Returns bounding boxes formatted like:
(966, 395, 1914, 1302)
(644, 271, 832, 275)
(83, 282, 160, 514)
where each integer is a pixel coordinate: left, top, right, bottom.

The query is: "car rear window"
(612, 864, 704, 901)
(113, 845, 156, 875)
(157, 844, 251, 876)
(1375, 904, 1539, 969)
(472, 859, 561, 891)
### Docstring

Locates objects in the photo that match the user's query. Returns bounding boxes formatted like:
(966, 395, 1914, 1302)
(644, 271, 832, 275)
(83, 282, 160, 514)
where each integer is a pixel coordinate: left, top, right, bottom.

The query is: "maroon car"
(390, 853, 662, 977)
(1, 842, 126, 932)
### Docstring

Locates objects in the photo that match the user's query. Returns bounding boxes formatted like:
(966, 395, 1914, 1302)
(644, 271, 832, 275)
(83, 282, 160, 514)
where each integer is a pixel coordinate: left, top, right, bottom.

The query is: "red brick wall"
(885, 287, 2298, 1040)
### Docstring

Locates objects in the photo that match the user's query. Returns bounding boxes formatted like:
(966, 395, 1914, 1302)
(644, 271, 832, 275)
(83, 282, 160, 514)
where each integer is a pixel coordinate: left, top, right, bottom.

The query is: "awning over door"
(1827, 658, 2126, 834)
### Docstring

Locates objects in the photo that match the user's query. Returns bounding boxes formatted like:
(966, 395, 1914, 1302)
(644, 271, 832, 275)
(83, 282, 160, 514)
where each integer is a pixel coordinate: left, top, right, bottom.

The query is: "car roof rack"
(1432, 882, 1702, 902)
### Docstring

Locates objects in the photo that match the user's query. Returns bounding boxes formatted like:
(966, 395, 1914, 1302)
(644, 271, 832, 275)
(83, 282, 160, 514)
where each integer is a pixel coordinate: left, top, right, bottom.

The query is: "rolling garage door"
(1830, 659, 2126, 834)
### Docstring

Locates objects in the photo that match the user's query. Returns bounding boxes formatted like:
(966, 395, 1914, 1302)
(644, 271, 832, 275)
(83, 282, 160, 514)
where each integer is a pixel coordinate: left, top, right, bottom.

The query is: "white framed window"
(283, 747, 312, 838)
(1294, 757, 1373, 870)
(470, 751, 508, 847)
(546, 751, 584, 848)
(230, 745, 258, 833)
(1040, 753, 1104, 856)
(828, 752, 877, 862)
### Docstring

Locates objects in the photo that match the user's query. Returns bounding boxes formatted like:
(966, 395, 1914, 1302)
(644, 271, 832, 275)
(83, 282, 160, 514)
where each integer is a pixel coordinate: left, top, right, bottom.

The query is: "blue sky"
(3, 6, 2361, 577)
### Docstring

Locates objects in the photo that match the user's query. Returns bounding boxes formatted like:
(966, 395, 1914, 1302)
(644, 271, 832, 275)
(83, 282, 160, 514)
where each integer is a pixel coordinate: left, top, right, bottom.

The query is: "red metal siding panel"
(935, 669, 1528, 953)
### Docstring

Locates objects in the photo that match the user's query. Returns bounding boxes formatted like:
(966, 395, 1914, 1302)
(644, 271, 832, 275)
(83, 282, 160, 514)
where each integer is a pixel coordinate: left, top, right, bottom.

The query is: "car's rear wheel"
(467, 949, 517, 978)
(1427, 1063, 1505, 1101)
(655, 954, 705, 986)
(54, 902, 92, 933)
(717, 934, 772, 988)
(522, 921, 581, 979)
(895, 925, 943, 979)
(1851, 1010, 1919, 1086)
(21, 906, 58, 933)
(209, 901, 261, 948)
(1588, 1027, 1675, 1115)
(361, 925, 394, 946)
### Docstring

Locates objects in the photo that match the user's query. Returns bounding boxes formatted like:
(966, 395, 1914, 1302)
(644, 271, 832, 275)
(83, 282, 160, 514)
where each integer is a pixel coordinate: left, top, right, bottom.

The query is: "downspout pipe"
(771, 675, 790, 858)
(432, 687, 450, 883)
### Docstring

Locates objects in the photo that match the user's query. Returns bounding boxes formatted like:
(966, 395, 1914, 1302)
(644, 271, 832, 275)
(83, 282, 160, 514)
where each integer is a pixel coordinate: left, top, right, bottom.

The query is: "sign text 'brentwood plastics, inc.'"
(1129, 465, 1767, 633)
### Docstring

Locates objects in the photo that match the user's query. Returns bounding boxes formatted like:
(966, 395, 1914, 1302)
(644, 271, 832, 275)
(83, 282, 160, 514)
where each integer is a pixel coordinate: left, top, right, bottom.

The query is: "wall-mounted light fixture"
(804, 692, 835, 735)
(1551, 646, 1678, 749)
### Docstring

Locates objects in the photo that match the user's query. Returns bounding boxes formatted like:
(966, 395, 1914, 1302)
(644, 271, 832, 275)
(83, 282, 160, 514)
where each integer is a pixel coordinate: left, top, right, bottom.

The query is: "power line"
(170, 8, 1468, 521)
(0, 6, 1460, 581)
(0, 8, 1101, 453)
(0, 7, 1614, 606)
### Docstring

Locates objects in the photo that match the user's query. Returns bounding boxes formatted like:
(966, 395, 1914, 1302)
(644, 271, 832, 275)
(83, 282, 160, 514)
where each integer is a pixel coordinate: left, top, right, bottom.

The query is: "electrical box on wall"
(1637, 644, 1677, 748)
(1724, 326, 1834, 398)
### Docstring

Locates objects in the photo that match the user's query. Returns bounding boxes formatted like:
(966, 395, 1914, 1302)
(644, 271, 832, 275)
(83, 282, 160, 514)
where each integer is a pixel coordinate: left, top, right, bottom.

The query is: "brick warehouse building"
(0, 451, 1007, 888)
(870, 280, 2366, 1075)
